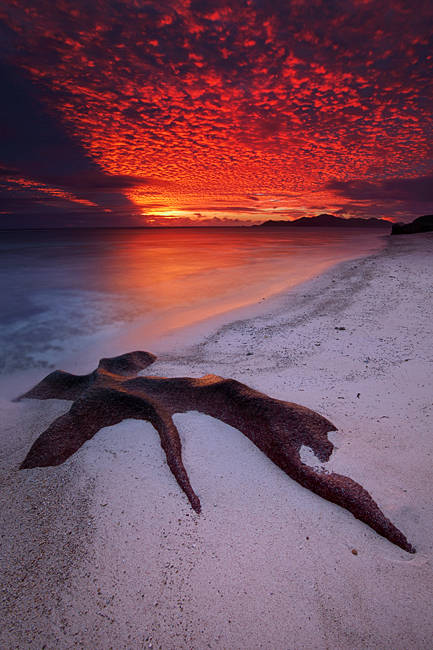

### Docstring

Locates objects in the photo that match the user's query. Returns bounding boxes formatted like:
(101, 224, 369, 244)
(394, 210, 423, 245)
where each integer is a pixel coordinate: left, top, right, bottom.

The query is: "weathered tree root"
(17, 351, 415, 553)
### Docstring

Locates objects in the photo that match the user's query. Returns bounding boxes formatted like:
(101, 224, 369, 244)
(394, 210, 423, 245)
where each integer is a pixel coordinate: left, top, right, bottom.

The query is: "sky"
(1, 0, 433, 227)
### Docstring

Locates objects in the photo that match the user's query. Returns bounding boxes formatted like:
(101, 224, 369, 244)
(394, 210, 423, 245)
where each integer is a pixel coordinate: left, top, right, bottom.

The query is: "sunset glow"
(1, 0, 432, 226)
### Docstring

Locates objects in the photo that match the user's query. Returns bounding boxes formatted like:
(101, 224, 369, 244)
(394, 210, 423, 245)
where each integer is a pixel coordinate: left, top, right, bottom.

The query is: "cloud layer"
(1, 0, 433, 225)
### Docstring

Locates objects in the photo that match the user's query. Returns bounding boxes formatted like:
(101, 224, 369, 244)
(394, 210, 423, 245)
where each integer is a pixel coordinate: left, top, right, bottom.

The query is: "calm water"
(0, 227, 387, 377)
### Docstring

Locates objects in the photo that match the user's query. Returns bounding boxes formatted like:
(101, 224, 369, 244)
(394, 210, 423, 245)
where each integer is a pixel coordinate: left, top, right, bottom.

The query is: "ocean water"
(0, 227, 387, 381)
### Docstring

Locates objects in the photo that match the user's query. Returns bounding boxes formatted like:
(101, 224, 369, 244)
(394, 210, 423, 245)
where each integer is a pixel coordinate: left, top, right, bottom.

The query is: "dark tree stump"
(17, 351, 415, 553)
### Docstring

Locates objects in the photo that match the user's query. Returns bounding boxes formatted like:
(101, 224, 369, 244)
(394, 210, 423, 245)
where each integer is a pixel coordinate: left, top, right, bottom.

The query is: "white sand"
(1, 233, 432, 649)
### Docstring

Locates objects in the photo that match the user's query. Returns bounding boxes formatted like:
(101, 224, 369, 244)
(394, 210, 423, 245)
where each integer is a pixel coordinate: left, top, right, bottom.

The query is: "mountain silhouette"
(391, 214, 433, 235)
(257, 213, 390, 228)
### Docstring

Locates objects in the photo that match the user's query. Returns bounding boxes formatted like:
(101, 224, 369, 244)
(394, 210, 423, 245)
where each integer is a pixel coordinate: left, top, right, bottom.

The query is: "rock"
(18, 351, 415, 553)
(391, 214, 433, 235)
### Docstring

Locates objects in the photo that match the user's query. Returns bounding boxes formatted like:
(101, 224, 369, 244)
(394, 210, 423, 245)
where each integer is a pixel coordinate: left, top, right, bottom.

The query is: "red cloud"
(2, 0, 433, 222)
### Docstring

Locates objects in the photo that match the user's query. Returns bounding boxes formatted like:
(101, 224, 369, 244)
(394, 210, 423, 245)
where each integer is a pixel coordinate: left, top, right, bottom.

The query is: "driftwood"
(18, 351, 414, 552)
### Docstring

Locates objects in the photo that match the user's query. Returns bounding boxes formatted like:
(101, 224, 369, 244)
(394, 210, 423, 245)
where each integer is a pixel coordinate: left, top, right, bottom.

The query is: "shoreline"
(1, 233, 432, 648)
(0, 228, 388, 401)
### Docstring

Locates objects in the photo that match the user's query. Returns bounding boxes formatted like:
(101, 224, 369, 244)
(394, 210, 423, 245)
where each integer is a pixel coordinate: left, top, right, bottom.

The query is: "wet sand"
(1, 233, 432, 649)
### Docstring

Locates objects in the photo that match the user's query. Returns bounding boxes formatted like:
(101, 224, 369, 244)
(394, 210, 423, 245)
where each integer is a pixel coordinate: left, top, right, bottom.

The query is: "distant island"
(256, 213, 391, 228)
(391, 214, 433, 235)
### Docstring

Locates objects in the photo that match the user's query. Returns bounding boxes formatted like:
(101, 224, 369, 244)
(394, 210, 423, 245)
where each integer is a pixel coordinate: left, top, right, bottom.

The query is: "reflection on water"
(0, 227, 387, 374)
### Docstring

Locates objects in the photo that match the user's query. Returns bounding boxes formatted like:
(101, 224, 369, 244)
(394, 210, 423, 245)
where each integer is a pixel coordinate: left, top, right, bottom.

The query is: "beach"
(1, 232, 432, 649)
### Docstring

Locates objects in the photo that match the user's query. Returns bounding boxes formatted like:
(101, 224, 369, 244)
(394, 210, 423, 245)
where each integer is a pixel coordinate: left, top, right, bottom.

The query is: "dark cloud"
(0, 60, 93, 177)
(39, 171, 173, 192)
(0, 59, 144, 221)
(326, 174, 433, 204)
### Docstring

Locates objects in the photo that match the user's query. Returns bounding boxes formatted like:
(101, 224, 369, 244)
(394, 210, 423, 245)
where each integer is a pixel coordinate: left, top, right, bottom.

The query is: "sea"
(0, 227, 387, 393)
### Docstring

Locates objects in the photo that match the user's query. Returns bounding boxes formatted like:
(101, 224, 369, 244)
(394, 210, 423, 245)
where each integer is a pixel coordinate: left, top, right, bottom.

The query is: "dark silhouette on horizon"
(257, 214, 391, 228)
(391, 214, 433, 235)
